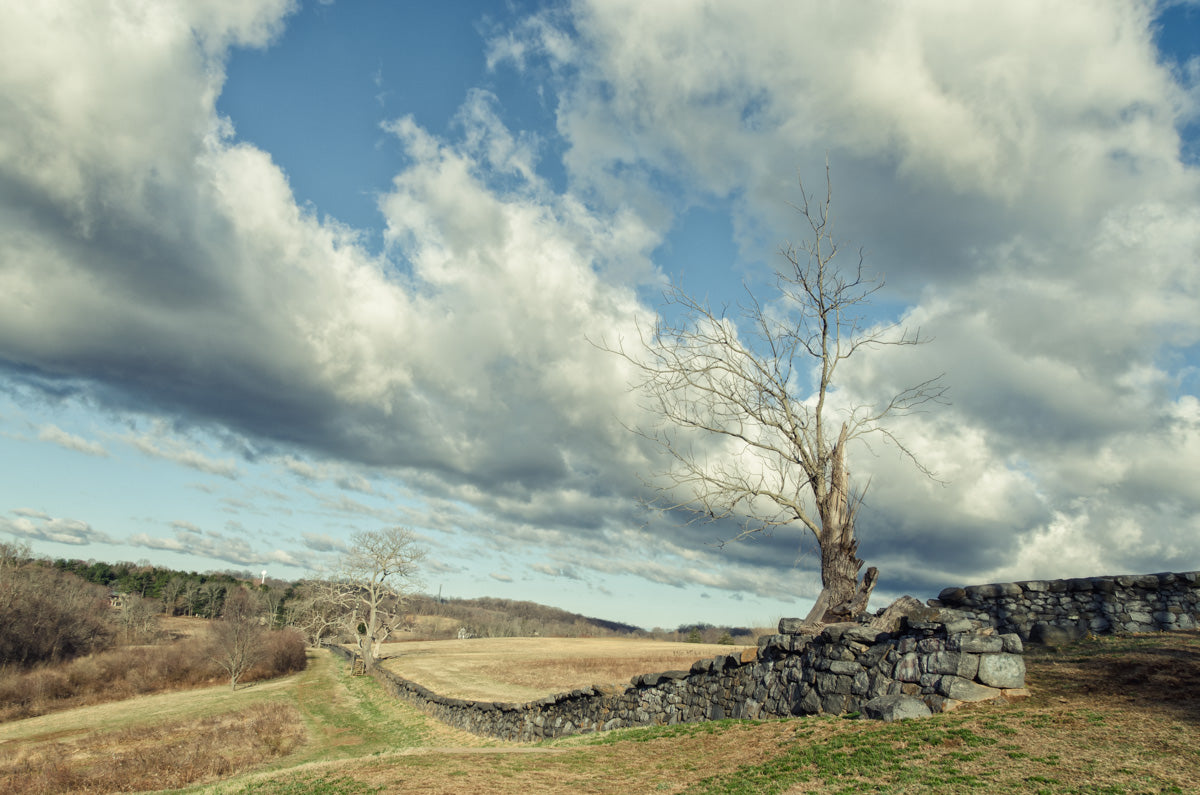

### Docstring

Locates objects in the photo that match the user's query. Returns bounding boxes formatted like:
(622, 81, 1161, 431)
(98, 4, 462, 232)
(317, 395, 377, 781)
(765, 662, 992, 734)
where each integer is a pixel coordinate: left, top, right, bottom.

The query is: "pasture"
(0, 633, 1196, 793)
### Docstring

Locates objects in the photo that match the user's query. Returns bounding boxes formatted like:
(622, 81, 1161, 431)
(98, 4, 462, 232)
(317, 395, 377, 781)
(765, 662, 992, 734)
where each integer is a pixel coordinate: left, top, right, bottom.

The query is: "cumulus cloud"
(2, 0, 1199, 606)
(490, 0, 1200, 597)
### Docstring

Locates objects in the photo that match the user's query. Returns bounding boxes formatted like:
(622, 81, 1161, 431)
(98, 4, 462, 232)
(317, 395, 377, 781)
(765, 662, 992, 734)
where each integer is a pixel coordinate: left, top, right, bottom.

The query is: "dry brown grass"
(0, 701, 305, 794)
(3, 631, 1198, 794)
(0, 629, 306, 722)
(296, 632, 1200, 795)
(377, 637, 753, 701)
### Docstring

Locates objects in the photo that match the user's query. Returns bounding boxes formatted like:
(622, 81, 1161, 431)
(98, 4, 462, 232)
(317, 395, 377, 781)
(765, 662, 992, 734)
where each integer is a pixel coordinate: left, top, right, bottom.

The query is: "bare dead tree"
(610, 167, 945, 627)
(336, 527, 424, 671)
(160, 576, 186, 616)
(115, 592, 160, 643)
(210, 586, 267, 690)
(285, 578, 352, 648)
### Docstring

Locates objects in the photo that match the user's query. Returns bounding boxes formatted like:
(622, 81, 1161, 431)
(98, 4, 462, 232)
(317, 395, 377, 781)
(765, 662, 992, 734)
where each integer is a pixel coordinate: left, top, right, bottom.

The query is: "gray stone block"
(939, 676, 1002, 702)
(820, 692, 849, 715)
(778, 617, 807, 635)
(920, 651, 961, 676)
(976, 654, 1025, 689)
(843, 625, 889, 644)
(893, 652, 921, 682)
(942, 618, 976, 634)
(951, 633, 1004, 653)
(796, 686, 822, 715)
(828, 660, 862, 675)
(938, 587, 967, 603)
(820, 622, 864, 642)
(861, 694, 932, 721)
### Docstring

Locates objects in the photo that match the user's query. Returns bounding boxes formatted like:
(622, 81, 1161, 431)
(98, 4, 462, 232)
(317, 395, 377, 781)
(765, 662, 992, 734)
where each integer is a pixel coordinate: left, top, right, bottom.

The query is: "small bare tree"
(613, 168, 944, 626)
(210, 586, 267, 690)
(337, 527, 424, 671)
(160, 576, 186, 615)
(115, 592, 159, 643)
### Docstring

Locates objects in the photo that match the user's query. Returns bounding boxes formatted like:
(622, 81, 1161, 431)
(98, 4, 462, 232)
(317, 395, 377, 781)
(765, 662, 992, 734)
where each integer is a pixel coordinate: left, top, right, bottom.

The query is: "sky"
(2, 0, 1200, 631)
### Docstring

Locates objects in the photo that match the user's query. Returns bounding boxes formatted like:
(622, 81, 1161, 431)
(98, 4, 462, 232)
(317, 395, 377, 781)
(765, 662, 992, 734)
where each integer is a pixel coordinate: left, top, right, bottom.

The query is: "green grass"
(560, 718, 754, 746)
(10, 631, 1200, 794)
(682, 718, 1000, 794)
(229, 774, 383, 795)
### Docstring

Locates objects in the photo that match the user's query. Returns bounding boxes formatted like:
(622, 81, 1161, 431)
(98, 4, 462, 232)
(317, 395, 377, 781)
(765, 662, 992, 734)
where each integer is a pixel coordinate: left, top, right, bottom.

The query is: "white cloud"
(1, 511, 113, 546)
(301, 532, 347, 553)
(171, 520, 204, 535)
(128, 523, 317, 570)
(488, 0, 1200, 595)
(123, 426, 239, 478)
(37, 424, 109, 457)
(2, 0, 1200, 606)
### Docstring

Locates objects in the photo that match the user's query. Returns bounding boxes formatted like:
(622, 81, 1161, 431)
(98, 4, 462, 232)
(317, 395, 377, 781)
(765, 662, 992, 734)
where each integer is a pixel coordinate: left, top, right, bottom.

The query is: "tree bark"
(801, 424, 877, 626)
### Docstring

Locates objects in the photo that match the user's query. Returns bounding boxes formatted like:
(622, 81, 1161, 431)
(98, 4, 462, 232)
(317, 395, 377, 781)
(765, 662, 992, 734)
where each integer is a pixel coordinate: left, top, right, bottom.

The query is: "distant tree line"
(49, 558, 285, 621)
(1, 544, 300, 675)
(6, 539, 762, 673)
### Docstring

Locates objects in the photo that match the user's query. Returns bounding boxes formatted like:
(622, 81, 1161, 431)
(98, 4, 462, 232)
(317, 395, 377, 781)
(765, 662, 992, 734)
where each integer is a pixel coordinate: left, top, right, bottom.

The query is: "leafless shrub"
(0, 549, 113, 667)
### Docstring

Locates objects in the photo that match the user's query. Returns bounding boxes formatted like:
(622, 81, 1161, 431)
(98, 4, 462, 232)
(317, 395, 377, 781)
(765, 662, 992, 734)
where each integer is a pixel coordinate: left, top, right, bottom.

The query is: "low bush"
(247, 628, 308, 682)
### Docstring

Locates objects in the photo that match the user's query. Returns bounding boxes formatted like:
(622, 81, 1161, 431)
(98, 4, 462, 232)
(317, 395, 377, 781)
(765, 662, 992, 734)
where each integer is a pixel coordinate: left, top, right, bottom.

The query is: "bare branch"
(600, 165, 945, 625)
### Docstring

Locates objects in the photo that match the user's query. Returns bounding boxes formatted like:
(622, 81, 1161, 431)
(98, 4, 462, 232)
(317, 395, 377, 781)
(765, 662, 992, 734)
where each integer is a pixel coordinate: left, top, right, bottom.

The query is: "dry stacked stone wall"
(333, 570, 1199, 740)
(931, 571, 1200, 644)
(332, 613, 1025, 741)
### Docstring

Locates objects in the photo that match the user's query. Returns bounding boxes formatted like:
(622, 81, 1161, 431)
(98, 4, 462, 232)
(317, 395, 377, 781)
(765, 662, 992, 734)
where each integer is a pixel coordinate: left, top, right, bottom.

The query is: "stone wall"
(331, 614, 1025, 741)
(931, 571, 1200, 644)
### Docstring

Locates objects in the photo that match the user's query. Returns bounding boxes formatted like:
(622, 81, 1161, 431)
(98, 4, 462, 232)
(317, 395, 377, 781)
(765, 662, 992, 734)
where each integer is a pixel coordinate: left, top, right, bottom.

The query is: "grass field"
(375, 637, 755, 701)
(0, 632, 1197, 793)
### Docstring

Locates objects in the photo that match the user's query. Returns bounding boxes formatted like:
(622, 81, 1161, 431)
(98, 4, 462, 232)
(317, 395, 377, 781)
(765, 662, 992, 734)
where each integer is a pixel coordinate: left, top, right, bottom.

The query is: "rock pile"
(332, 608, 1024, 741)
(337, 571, 1198, 741)
(931, 571, 1200, 643)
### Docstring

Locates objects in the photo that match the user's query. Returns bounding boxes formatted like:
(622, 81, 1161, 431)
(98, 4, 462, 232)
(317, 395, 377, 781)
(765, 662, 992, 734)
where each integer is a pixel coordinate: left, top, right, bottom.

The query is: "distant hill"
(403, 594, 645, 639)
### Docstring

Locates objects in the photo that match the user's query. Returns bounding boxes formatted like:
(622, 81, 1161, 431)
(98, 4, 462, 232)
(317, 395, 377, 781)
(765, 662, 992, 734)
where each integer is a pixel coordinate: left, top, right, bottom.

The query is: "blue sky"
(3, 1, 1200, 630)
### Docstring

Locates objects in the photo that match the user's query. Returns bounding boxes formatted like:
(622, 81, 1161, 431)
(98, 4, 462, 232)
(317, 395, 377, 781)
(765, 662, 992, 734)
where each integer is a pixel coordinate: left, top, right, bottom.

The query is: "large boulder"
(861, 694, 932, 722)
(976, 654, 1026, 689)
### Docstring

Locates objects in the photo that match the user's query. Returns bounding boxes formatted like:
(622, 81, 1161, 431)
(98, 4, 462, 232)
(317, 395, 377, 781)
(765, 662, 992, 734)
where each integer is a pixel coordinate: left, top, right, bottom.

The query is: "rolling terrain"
(0, 632, 1197, 793)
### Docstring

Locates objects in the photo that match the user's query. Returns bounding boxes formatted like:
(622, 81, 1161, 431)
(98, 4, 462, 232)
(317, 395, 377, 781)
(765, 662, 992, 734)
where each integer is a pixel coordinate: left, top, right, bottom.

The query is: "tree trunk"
(358, 634, 375, 671)
(802, 424, 878, 626)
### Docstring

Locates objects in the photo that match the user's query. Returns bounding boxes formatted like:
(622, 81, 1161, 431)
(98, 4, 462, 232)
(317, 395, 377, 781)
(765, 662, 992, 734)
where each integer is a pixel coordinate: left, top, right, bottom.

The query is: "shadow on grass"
(1024, 630, 1200, 725)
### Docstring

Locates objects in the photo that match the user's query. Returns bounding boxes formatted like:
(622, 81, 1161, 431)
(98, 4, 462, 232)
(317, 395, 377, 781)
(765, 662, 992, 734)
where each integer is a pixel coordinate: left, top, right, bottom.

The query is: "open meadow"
(0, 632, 1197, 793)
(375, 637, 756, 701)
